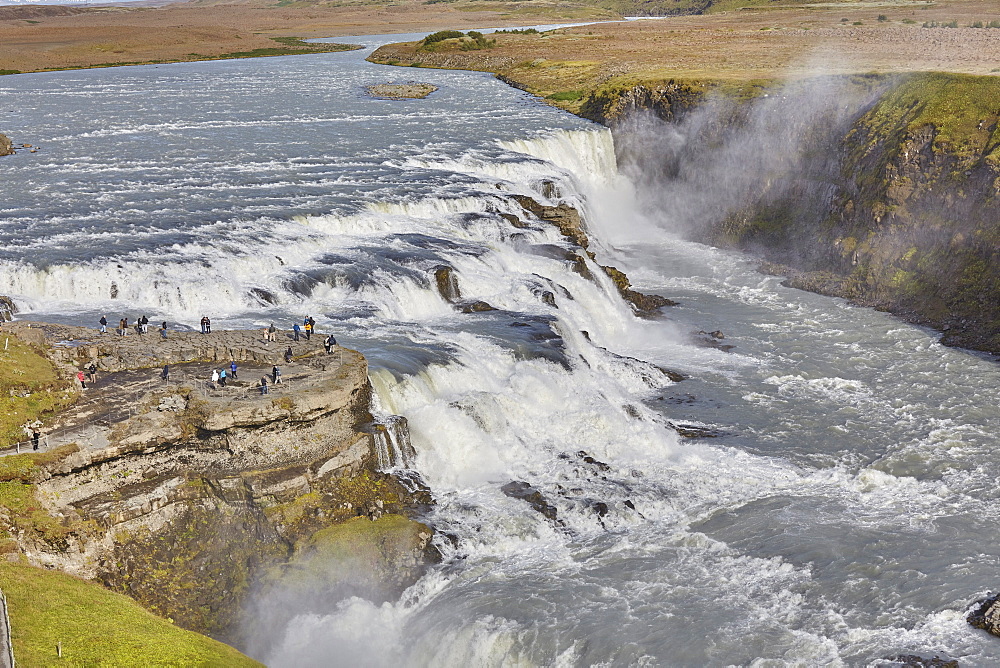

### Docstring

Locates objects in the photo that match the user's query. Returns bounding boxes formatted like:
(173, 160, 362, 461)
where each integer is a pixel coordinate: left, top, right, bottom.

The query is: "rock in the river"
(501, 480, 559, 522)
(968, 592, 1000, 636)
(0, 133, 12, 156)
(367, 83, 438, 99)
(0, 295, 16, 320)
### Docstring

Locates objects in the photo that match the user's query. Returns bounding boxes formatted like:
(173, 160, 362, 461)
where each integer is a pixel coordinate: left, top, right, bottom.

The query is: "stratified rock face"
(16, 326, 434, 644)
(969, 592, 1000, 637)
(0, 134, 12, 157)
(579, 82, 707, 127)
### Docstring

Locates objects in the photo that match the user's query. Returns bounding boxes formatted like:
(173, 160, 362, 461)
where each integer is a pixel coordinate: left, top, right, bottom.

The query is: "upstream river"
(2, 31, 1000, 667)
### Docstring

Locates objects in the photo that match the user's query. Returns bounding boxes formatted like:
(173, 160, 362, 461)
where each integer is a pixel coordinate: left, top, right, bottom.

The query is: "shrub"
(878, 14, 888, 22)
(422, 30, 464, 45)
(460, 31, 497, 51)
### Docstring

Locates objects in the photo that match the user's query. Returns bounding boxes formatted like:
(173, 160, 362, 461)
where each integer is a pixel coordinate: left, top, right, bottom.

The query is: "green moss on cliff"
(264, 514, 435, 602)
(0, 334, 75, 448)
(0, 562, 261, 667)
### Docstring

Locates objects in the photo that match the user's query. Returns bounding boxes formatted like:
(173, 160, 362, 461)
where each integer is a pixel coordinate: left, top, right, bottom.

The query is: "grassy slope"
(0, 333, 74, 448)
(0, 562, 262, 667)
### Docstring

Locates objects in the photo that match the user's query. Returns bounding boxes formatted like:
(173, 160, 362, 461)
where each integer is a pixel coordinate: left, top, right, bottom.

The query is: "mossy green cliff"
(703, 73, 1000, 353)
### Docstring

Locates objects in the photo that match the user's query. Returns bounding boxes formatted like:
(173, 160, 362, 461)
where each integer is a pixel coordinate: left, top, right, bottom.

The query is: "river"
(2, 31, 999, 667)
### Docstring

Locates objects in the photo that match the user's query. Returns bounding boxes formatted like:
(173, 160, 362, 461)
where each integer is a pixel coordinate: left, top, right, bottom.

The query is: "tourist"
(161, 364, 169, 381)
(260, 376, 269, 395)
(211, 369, 219, 386)
(139, 315, 149, 334)
(293, 323, 300, 341)
(31, 428, 40, 451)
(160, 321, 168, 339)
(99, 315, 108, 334)
(272, 365, 281, 384)
(200, 316, 208, 334)
(268, 323, 276, 342)
(304, 320, 312, 340)
(219, 368, 227, 387)
(229, 361, 238, 380)
(324, 334, 337, 354)
(119, 317, 128, 336)
(284, 347, 293, 363)
(77, 369, 87, 390)
(87, 362, 97, 383)
(205, 317, 211, 334)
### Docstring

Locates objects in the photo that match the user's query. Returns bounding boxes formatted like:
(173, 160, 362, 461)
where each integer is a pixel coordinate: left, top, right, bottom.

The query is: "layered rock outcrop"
(3, 324, 435, 645)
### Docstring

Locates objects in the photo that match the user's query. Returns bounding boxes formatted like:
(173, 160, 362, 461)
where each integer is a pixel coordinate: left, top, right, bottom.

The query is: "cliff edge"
(0, 323, 436, 647)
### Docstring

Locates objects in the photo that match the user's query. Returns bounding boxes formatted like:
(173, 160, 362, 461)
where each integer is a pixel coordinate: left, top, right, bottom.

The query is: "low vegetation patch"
(0, 562, 262, 666)
(0, 333, 74, 448)
(419, 30, 496, 52)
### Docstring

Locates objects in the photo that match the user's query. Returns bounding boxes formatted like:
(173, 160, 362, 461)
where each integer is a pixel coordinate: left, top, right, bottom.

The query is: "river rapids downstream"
(2, 31, 1000, 667)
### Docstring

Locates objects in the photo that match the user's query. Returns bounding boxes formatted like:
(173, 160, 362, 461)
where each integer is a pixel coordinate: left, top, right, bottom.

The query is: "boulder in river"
(0, 133, 12, 156)
(367, 83, 438, 99)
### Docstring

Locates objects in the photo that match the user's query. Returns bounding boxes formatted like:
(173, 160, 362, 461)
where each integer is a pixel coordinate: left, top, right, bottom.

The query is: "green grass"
(857, 72, 1000, 166)
(0, 562, 262, 667)
(0, 334, 74, 448)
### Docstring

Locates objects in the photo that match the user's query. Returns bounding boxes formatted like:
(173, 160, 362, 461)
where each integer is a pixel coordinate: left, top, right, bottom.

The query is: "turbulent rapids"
(4, 32, 1000, 667)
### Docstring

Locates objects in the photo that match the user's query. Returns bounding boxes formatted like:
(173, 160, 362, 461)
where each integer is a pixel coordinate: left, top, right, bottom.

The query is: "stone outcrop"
(367, 83, 438, 99)
(0, 135, 11, 157)
(578, 81, 708, 127)
(969, 592, 1000, 636)
(512, 194, 589, 248)
(5, 324, 435, 646)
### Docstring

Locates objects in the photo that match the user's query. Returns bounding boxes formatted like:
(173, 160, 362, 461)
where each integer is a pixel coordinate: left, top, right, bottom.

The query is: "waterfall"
(372, 415, 417, 471)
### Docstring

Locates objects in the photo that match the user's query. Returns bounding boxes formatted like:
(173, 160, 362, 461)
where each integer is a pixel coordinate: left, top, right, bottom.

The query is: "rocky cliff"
(585, 72, 1000, 355)
(0, 324, 436, 647)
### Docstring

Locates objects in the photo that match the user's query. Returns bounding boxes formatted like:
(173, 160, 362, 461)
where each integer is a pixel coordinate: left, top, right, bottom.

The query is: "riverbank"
(0, 0, 616, 75)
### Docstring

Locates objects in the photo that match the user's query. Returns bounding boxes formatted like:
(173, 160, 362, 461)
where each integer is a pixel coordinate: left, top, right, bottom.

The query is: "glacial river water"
(2, 32, 1000, 667)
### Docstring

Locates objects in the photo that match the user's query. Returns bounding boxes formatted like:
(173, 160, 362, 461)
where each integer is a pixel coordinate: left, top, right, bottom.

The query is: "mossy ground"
(0, 562, 262, 667)
(0, 333, 75, 448)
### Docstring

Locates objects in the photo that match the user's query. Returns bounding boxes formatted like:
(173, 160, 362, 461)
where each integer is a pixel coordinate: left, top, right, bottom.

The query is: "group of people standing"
(210, 361, 239, 387)
(99, 315, 168, 339)
(292, 316, 317, 341)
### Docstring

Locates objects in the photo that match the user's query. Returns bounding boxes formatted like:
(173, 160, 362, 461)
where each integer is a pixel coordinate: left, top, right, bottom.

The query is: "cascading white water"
(372, 415, 417, 470)
(6, 39, 1000, 666)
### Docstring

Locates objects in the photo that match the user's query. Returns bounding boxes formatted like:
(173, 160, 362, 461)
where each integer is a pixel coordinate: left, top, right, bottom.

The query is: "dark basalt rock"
(601, 265, 677, 315)
(667, 421, 725, 438)
(577, 450, 611, 472)
(433, 265, 461, 302)
(968, 592, 1000, 636)
(501, 481, 559, 522)
(0, 295, 17, 321)
(249, 287, 278, 305)
(877, 654, 960, 668)
(692, 330, 736, 352)
(459, 300, 496, 313)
